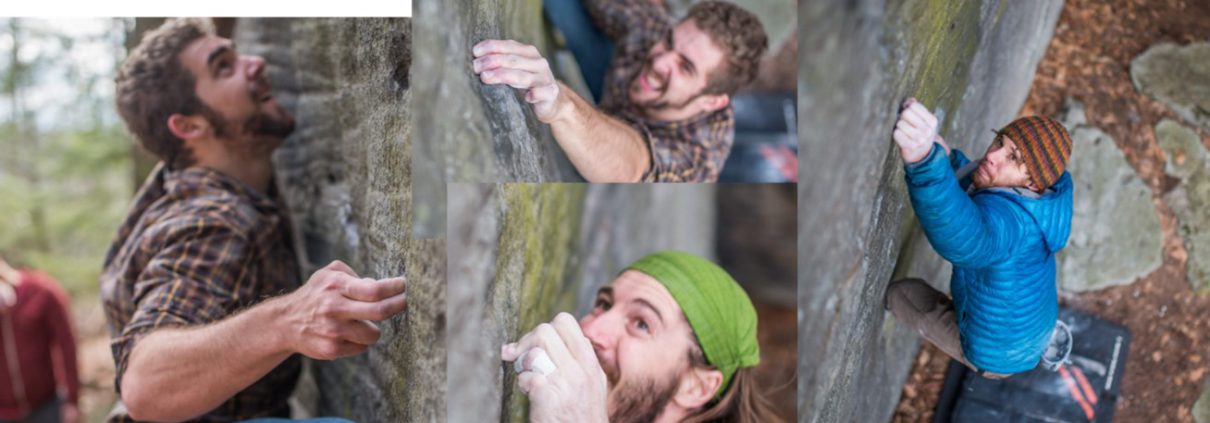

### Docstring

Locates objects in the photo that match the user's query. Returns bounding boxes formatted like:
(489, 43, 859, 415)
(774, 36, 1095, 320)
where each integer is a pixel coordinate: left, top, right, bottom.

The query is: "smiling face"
(580, 270, 704, 422)
(177, 35, 295, 148)
(627, 20, 728, 122)
(973, 135, 1037, 191)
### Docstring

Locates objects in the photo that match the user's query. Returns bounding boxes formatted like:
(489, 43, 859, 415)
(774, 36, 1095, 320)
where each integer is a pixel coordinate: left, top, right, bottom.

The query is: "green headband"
(625, 251, 760, 398)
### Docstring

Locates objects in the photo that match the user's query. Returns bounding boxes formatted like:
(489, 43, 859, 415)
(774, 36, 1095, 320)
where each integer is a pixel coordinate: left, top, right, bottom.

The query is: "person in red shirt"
(0, 256, 79, 423)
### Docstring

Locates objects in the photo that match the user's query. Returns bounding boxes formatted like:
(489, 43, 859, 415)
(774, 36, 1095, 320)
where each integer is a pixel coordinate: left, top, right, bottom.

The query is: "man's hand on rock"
(894, 97, 944, 164)
(473, 39, 563, 123)
(280, 260, 407, 360)
(502, 312, 609, 423)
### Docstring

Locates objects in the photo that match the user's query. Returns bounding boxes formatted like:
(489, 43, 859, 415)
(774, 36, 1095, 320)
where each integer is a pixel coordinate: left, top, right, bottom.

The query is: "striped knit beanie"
(996, 116, 1073, 190)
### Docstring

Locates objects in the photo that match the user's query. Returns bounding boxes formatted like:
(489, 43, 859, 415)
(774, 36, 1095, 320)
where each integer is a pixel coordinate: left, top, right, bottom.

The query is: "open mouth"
(642, 71, 662, 93)
(252, 80, 274, 103)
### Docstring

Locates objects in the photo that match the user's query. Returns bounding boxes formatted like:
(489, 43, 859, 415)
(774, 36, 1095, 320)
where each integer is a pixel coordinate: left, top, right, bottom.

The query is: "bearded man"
(503, 251, 782, 423)
(102, 19, 408, 422)
(474, 1, 767, 182)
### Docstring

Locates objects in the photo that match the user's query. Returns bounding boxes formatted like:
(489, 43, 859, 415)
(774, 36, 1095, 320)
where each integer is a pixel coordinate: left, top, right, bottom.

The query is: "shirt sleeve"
(583, 0, 669, 42)
(110, 216, 256, 393)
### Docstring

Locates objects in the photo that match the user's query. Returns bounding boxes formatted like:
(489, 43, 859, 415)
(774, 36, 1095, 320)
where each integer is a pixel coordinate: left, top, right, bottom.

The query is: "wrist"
(546, 82, 576, 125)
(903, 146, 929, 164)
(254, 296, 295, 356)
(904, 143, 939, 167)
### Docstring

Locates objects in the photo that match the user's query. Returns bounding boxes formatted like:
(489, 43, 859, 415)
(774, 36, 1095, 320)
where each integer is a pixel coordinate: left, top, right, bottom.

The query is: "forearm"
(548, 82, 650, 182)
(121, 297, 293, 422)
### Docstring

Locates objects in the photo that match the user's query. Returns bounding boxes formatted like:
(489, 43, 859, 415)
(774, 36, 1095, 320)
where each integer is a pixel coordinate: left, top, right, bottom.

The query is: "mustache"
(249, 78, 273, 101)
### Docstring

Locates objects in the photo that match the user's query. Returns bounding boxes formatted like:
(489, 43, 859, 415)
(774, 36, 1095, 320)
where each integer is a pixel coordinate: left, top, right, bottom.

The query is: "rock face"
(798, 1, 1064, 422)
(412, 0, 583, 238)
(1131, 42, 1210, 132)
(1056, 100, 1163, 292)
(1155, 118, 1210, 294)
(233, 19, 447, 422)
(447, 184, 715, 422)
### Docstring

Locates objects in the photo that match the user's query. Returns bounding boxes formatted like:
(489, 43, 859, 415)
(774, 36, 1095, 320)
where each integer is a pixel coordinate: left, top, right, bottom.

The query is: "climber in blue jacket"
(885, 98, 1074, 377)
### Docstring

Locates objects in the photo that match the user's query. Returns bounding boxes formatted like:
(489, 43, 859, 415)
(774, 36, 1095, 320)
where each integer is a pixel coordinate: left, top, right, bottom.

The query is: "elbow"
(121, 373, 190, 423)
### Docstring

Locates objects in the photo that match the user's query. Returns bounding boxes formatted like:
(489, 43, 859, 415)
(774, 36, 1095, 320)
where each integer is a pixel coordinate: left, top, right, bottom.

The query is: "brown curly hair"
(115, 18, 216, 170)
(684, 1, 768, 96)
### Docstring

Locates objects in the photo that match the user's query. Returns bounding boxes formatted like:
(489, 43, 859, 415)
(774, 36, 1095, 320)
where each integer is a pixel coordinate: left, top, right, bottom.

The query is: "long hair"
(681, 341, 785, 423)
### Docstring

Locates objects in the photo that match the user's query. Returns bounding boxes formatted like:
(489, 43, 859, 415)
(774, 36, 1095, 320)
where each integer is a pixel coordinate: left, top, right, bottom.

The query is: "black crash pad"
(933, 307, 1131, 423)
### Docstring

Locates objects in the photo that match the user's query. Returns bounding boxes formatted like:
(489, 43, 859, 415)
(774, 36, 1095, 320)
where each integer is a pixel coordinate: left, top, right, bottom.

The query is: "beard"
(972, 162, 990, 189)
(242, 103, 295, 139)
(604, 359, 680, 423)
(200, 98, 295, 142)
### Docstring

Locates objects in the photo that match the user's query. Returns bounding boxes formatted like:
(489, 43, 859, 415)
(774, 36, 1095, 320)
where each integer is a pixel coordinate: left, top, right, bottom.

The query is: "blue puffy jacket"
(904, 144, 1073, 374)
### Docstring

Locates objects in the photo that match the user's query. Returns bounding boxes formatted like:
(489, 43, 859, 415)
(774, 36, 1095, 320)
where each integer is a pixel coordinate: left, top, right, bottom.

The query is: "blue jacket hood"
(978, 172, 1073, 255)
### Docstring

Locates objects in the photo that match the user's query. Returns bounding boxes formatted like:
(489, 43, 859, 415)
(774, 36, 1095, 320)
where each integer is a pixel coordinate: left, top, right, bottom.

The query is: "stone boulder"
(1196, 377, 1210, 423)
(1131, 42, 1210, 132)
(1056, 99, 1163, 292)
(233, 18, 446, 422)
(1155, 118, 1210, 294)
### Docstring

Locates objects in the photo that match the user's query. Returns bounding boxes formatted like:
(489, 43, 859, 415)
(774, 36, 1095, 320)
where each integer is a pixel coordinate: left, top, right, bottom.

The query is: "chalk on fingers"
(514, 348, 556, 376)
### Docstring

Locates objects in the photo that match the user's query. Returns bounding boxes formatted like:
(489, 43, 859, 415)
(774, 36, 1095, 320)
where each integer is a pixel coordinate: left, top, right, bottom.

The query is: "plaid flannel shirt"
(99, 164, 302, 422)
(587, 0, 735, 182)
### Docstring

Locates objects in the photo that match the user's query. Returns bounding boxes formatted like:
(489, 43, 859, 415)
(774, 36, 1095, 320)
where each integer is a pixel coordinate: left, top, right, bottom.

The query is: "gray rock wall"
(413, 0, 583, 238)
(447, 183, 716, 423)
(797, 1, 1063, 422)
(233, 18, 446, 423)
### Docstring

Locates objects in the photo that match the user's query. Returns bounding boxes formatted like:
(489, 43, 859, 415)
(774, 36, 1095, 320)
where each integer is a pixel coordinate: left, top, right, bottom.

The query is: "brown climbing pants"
(885, 278, 1010, 379)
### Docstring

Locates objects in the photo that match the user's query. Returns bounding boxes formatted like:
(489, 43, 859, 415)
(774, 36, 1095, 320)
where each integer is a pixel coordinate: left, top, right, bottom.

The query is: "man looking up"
(886, 98, 1074, 377)
(503, 251, 783, 422)
(103, 19, 407, 422)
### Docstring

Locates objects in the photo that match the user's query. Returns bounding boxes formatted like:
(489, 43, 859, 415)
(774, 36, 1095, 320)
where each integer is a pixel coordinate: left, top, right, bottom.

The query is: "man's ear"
(167, 113, 210, 142)
(696, 93, 730, 114)
(672, 366, 723, 411)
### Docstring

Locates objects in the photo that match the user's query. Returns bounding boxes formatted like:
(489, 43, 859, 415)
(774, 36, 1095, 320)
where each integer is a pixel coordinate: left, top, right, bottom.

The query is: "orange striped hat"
(996, 116, 1073, 190)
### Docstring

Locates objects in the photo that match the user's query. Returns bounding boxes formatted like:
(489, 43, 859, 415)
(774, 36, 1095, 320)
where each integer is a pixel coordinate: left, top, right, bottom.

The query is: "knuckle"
(317, 300, 338, 317)
(535, 323, 555, 339)
(319, 325, 341, 339)
(374, 302, 394, 320)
